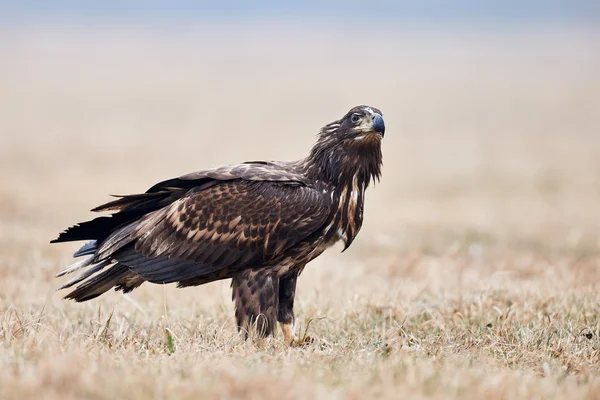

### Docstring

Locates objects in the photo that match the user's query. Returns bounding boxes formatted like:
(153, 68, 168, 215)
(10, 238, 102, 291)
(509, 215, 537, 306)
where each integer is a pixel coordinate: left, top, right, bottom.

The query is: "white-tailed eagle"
(52, 105, 385, 345)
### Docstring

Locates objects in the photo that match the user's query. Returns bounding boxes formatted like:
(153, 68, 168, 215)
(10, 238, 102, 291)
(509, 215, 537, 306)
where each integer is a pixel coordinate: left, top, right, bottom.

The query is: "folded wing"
(116, 180, 328, 283)
(58, 178, 329, 298)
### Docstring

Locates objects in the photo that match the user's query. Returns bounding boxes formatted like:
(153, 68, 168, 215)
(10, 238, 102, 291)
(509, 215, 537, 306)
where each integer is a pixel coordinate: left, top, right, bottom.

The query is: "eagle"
(52, 105, 384, 345)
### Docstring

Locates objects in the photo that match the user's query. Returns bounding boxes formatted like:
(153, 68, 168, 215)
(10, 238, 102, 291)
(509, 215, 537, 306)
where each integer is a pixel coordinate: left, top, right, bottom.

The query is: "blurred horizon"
(1, 0, 599, 24)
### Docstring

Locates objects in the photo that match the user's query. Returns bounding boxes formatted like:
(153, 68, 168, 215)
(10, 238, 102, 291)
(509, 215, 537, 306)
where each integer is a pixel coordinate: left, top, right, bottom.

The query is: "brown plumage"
(52, 105, 385, 343)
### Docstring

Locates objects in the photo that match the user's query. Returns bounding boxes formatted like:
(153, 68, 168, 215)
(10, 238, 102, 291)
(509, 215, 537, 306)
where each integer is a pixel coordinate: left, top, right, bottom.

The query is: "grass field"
(1, 23, 599, 399)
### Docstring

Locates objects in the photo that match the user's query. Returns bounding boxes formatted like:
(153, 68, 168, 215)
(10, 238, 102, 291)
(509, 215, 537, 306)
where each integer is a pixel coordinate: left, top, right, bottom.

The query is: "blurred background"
(2, 5, 600, 397)
(0, 1, 599, 305)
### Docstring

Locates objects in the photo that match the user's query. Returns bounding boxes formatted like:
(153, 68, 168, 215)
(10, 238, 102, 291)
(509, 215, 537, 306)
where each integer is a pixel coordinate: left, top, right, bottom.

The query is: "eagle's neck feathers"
(299, 122, 383, 249)
(302, 123, 382, 188)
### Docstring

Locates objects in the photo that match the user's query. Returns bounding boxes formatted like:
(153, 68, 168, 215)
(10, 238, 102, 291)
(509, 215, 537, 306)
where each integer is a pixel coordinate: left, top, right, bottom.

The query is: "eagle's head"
(320, 105, 385, 143)
(306, 105, 384, 185)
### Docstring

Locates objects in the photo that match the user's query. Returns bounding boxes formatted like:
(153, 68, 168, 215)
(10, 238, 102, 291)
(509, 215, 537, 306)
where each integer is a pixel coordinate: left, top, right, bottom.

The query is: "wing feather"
(112, 180, 328, 283)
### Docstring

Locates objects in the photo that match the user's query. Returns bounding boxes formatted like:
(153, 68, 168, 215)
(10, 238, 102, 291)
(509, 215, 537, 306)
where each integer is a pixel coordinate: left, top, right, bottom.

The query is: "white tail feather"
(57, 260, 111, 290)
(55, 256, 94, 278)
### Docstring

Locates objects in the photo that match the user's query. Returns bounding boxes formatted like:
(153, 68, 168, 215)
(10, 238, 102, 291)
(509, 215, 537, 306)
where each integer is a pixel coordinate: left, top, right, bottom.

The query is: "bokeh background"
(1, 2, 600, 399)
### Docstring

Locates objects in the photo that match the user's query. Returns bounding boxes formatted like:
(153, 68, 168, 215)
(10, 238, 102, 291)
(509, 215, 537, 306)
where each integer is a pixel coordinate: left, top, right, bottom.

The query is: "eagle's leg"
(231, 269, 279, 340)
(278, 270, 313, 346)
(278, 271, 298, 345)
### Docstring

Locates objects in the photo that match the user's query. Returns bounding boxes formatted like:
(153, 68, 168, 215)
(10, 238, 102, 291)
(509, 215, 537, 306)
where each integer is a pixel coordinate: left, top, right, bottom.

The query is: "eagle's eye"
(350, 113, 362, 124)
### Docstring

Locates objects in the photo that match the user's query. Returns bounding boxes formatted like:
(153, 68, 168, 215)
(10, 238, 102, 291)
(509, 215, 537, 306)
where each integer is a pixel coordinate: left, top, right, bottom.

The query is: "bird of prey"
(52, 105, 385, 345)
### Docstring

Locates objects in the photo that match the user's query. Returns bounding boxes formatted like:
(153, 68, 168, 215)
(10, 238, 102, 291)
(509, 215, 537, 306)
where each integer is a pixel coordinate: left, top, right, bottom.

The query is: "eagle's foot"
(280, 322, 314, 347)
(289, 334, 314, 347)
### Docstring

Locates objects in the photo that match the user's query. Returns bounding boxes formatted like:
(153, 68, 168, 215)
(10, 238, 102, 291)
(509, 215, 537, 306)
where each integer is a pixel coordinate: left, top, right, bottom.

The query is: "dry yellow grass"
(1, 23, 599, 399)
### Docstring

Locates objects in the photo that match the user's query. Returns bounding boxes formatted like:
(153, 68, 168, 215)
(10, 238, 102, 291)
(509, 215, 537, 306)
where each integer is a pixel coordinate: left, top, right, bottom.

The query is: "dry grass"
(1, 22, 600, 399)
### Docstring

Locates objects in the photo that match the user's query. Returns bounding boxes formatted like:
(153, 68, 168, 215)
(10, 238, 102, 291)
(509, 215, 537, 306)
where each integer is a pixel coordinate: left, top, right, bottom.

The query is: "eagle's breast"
(321, 172, 366, 250)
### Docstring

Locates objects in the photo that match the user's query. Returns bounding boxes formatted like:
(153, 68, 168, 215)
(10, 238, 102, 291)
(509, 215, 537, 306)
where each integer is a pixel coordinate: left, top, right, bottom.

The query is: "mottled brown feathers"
(231, 269, 279, 338)
(116, 181, 329, 284)
(52, 105, 385, 339)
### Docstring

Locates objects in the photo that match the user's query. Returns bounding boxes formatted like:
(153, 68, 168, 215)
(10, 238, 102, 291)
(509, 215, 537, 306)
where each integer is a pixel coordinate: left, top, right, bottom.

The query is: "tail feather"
(53, 188, 188, 301)
(57, 260, 111, 290)
(64, 263, 130, 302)
(56, 256, 94, 278)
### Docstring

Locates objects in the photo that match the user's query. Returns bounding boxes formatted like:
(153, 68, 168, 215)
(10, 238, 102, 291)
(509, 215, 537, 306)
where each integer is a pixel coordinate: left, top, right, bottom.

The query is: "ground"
(0, 23, 599, 399)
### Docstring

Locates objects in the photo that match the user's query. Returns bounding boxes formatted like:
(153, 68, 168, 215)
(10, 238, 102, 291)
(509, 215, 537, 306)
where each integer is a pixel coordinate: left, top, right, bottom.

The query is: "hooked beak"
(371, 114, 385, 137)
